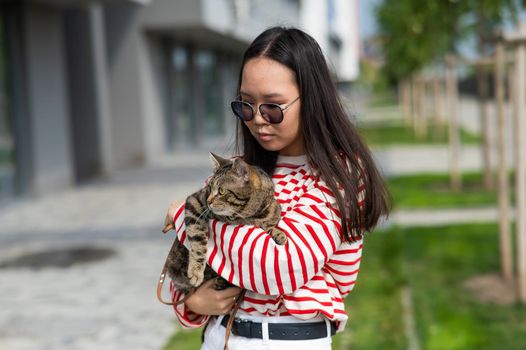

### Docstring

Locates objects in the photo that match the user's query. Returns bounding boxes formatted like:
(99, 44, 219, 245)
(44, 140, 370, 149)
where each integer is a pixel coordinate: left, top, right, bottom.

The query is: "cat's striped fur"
(165, 153, 287, 294)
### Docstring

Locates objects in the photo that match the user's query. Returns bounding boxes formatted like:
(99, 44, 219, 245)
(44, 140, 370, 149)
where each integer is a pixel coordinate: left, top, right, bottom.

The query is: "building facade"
(0, 0, 359, 201)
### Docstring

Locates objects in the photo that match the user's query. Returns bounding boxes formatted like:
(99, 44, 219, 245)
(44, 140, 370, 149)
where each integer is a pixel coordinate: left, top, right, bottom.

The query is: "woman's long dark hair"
(235, 26, 391, 241)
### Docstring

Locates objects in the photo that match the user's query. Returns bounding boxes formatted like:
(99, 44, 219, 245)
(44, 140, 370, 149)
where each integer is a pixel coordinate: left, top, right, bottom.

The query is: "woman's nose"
(252, 107, 269, 126)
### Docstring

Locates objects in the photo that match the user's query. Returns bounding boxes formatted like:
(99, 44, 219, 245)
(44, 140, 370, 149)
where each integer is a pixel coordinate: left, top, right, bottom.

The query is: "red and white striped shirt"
(170, 154, 364, 333)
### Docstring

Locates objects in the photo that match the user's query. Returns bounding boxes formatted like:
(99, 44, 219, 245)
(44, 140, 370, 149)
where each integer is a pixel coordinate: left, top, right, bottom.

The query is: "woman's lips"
(257, 132, 274, 142)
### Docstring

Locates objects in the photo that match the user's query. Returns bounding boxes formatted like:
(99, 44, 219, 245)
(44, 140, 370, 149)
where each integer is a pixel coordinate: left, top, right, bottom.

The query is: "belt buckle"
(233, 318, 252, 337)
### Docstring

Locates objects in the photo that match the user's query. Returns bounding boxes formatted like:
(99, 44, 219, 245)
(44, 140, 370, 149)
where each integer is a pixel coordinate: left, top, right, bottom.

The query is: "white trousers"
(200, 314, 333, 350)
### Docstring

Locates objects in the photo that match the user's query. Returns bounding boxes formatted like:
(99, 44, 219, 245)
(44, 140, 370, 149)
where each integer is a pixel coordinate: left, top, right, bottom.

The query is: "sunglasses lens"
(260, 104, 283, 124)
(231, 101, 254, 121)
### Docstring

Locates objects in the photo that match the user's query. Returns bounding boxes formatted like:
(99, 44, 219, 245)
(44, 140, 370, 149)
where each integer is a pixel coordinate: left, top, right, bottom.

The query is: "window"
(196, 49, 223, 138)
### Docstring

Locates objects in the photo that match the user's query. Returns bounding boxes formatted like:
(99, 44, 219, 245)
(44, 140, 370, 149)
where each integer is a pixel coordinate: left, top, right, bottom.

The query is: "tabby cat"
(162, 153, 287, 294)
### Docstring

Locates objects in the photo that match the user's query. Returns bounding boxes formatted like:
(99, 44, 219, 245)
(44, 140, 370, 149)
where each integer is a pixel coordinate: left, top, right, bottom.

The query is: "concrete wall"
(227, 0, 299, 41)
(334, 0, 359, 81)
(103, 2, 178, 168)
(104, 3, 147, 168)
(88, 5, 114, 176)
(138, 34, 167, 165)
(300, 0, 360, 82)
(139, 0, 202, 28)
(24, 4, 73, 194)
(300, 0, 330, 60)
(63, 5, 116, 179)
(64, 8, 102, 181)
(141, 0, 299, 45)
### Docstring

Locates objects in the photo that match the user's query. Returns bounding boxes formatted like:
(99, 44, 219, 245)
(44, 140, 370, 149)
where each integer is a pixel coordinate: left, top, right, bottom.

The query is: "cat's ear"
(233, 159, 250, 182)
(209, 152, 231, 172)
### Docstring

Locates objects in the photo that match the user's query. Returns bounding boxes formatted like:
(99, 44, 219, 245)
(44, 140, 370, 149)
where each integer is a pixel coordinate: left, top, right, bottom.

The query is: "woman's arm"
(170, 282, 209, 328)
(204, 186, 347, 296)
(171, 280, 242, 328)
(323, 239, 363, 297)
(170, 183, 363, 296)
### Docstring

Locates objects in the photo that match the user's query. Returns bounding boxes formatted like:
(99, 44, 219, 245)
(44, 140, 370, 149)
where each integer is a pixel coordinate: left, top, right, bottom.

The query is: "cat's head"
(206, 153, 254, 217)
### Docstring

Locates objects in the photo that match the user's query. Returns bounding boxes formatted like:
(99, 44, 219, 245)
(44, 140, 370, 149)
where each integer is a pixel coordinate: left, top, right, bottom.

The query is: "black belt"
(220, 315, 336, 340)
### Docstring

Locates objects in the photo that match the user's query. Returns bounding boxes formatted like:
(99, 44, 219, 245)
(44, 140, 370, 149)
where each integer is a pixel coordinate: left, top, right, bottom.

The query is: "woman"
(167, 26, 390, 349)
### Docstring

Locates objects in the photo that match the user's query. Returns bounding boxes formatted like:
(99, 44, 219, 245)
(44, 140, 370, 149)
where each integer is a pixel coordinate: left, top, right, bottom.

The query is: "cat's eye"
(218, 188, 225, 195)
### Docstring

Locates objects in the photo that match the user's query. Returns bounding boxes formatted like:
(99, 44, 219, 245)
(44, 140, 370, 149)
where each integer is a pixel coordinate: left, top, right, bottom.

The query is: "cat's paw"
(187, 270, 205, 287)
(274, 234, 288, 245)
(269, 228, 288, 245)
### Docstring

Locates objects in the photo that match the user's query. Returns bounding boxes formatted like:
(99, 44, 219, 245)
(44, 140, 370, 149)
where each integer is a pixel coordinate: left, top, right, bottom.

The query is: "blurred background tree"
(376, 0, 524, 84)
(376, 0, 525, 192)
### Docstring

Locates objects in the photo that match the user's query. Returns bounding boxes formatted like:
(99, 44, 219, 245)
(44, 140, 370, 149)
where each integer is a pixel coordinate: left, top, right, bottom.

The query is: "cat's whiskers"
(196, 207, 211, 224)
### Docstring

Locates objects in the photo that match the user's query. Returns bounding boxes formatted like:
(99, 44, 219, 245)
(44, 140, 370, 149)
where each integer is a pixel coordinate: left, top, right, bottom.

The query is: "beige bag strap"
(223, 289, 247, 350)
(156, 230, 197, 306)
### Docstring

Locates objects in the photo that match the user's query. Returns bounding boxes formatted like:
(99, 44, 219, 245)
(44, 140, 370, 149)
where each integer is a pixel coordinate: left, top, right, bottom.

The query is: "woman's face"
(240, 57, 304, 156)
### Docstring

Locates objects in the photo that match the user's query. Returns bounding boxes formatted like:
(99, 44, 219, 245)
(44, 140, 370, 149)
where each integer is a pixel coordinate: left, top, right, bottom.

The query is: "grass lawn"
(357, 123, 480, 147)
(395, 223, 526, 350)
(386, 172, 499, 209)
(163, 326, 202, 350)
(332, 229, 406, 350)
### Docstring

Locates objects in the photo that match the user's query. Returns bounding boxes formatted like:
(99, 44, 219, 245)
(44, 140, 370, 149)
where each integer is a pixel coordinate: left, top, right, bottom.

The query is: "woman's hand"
(185, 279, 243, 315)
(162, 201, 181, 233)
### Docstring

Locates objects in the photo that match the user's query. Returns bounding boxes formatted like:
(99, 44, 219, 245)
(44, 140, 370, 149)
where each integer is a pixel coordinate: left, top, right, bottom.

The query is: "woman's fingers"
(218, 286, 243, 300)
(162, 201, 180, 233)
(184, 278, 243, 315)
(214, 286, 243, 314)
(201, 279, 216, 289)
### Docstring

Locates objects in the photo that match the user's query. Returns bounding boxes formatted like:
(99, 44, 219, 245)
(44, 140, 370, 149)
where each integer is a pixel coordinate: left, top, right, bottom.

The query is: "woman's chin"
(256, 140, 281, 152)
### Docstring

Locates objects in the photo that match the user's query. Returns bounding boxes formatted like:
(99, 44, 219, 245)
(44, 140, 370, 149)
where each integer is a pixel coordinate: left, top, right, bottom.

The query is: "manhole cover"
(0, 246, 116, 270)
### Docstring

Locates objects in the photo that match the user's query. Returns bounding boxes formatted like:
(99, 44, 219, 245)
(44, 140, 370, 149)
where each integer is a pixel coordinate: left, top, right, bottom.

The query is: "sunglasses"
(230, 96, 300, 124)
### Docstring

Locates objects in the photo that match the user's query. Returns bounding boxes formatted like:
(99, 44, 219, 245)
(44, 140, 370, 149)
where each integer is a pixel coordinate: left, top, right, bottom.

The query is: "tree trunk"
(446, 55, 461, 190)
(415, 78, 427, 140)
(495, 40, 513, 284)
(432, 77, 441, 127)
(411, 75, 418, 128)
(421, 79, 428, 138)
(475, 12, 494, 190)
(477, 64, 494, 189)
(514, 34, 526, 303)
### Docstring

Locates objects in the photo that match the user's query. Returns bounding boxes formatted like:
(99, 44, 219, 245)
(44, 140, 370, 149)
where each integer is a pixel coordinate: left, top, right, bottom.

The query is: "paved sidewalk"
(373, 144, 483, 177)
(0, 155, 213, 350)
(362, 96, 517, 178)
(385, 206, 508, 229)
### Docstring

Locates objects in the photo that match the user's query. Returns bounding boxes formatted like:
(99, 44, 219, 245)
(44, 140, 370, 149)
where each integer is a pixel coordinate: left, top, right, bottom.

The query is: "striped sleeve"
(172, 202, 187, 240)
(324, 240, 363, 298)
(170, 281, 210, 328)
(207, 186, 343, 296)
